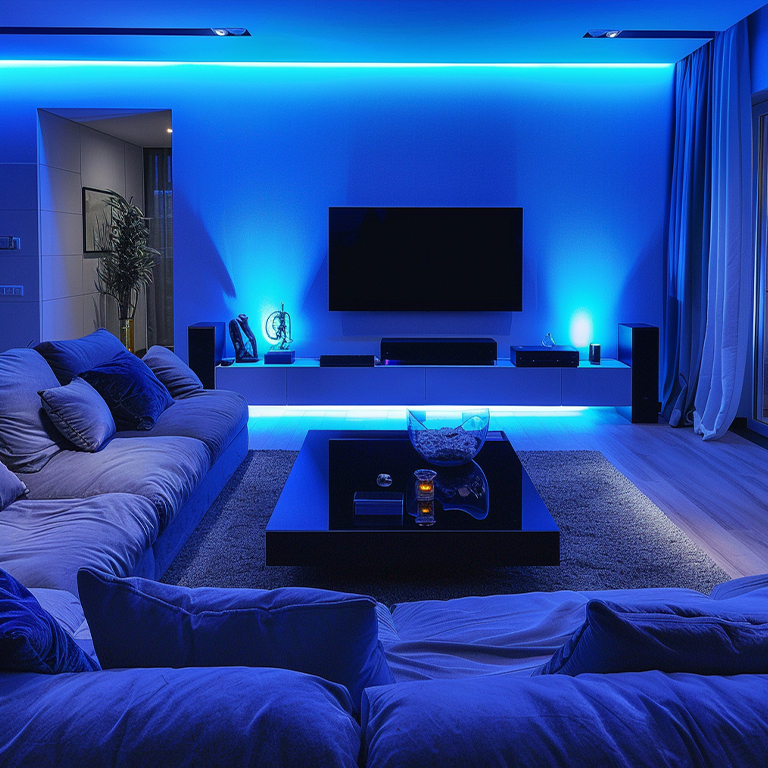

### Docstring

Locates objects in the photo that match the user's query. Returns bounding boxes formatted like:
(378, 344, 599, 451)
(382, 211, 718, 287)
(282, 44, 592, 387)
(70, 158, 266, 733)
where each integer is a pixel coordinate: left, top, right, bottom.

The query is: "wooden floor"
(247, 405, 768, 579)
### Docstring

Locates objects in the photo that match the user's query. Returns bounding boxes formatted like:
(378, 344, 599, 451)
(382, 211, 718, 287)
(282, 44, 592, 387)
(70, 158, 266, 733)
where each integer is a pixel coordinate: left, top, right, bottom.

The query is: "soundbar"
(511, 345, 579, 367)
(380, 338, 497, 366)
(319, 354, 376, 367)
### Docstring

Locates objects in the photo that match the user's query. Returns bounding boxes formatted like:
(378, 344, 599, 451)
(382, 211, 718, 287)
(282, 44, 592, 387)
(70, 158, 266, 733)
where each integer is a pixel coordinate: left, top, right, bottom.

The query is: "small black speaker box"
(319, 355, 376, 367)
(188, 322, 225, 390)
(617, 323, 659, 423)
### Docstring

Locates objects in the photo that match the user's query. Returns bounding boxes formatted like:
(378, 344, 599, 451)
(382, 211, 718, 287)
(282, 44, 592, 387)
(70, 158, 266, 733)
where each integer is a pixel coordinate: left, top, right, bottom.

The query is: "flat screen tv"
(328, 206, 523, 311)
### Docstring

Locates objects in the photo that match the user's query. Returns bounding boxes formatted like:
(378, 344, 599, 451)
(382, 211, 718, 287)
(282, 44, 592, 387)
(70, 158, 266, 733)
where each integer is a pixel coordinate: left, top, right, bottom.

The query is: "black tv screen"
(328, 206, 523, 311)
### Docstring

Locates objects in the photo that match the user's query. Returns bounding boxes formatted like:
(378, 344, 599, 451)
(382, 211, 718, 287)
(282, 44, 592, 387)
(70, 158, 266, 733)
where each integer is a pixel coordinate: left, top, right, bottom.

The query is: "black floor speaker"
(617, 323, 659, 423)
(188, 322, 225, 390)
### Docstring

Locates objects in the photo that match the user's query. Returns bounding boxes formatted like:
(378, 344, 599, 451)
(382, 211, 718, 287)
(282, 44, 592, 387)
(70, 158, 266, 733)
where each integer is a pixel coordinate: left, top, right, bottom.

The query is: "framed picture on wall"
(82, 187, 114, 257)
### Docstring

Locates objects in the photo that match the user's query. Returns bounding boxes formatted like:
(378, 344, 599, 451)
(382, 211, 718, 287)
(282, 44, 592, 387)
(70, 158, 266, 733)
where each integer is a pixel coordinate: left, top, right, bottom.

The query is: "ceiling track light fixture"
(584, 29, 716, 40)
(0, 27, 250, 37)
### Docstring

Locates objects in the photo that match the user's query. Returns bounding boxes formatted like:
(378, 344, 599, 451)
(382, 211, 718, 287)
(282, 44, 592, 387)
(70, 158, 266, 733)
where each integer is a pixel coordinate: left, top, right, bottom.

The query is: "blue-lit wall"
(0, 62, 673, 360)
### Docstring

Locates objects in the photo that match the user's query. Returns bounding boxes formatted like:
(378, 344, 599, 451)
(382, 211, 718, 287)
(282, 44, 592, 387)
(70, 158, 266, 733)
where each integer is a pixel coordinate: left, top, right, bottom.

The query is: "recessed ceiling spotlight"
(584, 29, 622, 38)
(584, 29, 715, 40)
(166, 128, 173, 133)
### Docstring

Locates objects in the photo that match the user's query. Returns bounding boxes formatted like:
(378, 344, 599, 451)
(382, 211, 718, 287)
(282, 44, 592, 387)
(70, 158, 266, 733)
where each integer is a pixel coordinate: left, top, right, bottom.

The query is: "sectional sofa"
(0, 329, 248, 595)
(1, 331, 768, 767)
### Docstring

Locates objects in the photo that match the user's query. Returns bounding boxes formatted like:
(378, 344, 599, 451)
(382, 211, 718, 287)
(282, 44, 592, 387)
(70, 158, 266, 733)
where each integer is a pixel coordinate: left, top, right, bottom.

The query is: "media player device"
(510, 345, 579, 367)
(319, 355, 376, 367)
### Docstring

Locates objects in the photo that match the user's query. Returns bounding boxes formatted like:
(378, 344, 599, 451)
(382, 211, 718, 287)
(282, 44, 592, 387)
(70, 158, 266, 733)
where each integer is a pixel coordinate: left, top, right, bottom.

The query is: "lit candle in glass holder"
(413, 469, 437, 527)
(415, 500, 436, 527)
(414, 469, 436, 500)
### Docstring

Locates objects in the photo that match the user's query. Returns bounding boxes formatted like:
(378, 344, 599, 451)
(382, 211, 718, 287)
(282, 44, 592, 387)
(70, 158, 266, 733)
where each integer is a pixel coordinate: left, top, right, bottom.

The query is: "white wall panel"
(40, 210, 81, 257)
(41, 253, 83, 301)
(80, 128, 126, 194)
(42, 295, 84, 341)
(37, 111, 80, 173)
(39, 165, 81, 214)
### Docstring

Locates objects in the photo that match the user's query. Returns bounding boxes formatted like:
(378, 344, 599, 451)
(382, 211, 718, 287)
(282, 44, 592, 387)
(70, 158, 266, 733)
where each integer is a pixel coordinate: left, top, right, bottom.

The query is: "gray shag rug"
(162, 450, 731, 604)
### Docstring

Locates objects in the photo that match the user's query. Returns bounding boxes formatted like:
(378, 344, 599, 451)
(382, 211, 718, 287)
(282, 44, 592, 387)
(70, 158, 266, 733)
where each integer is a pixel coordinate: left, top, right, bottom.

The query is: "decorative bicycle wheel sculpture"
(265, 302, 293, 350)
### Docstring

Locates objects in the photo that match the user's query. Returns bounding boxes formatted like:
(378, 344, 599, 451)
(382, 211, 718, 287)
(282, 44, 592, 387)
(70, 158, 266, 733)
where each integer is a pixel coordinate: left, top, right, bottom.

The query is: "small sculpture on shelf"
(229, 313, 259, 363)
(264, 303, 295, 364)
(265, 302, 293, 350)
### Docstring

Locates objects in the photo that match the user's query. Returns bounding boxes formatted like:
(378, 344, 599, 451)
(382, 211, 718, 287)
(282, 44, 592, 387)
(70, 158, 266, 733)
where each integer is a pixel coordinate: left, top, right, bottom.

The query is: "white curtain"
(692, 21, 752, 440)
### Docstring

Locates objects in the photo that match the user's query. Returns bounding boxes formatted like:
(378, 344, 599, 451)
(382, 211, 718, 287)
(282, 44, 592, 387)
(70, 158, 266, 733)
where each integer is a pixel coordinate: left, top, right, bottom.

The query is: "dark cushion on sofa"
(19, 435, 210, 531)
(0, 666, 361, 768)
(141, 345, 204, 399)
(80, 350, 174, 431)
(78, 569, 394, 711)
(38, 377, 116, 452)
(35, 329, 126, 384)
(0, 348, 67, 472)
(0, 568, 99, 674)
(536, 599, 768, 677)
(0, 494, 159, 597)
(0, 462, 28, 512)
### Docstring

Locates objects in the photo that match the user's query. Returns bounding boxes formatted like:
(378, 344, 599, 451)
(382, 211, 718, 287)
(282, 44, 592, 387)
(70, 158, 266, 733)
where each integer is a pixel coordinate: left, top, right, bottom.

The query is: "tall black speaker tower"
(187, 322, 225, 390)
(617, 323, 659, 424)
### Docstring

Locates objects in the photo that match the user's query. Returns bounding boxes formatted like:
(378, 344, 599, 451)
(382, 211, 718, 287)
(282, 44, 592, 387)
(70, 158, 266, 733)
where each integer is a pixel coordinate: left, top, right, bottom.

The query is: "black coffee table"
(266, 430, 559, 568)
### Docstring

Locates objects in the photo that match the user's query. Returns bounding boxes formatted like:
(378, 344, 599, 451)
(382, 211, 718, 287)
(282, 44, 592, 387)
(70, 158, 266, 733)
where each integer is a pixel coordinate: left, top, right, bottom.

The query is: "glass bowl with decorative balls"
(406, 409, 490, 466)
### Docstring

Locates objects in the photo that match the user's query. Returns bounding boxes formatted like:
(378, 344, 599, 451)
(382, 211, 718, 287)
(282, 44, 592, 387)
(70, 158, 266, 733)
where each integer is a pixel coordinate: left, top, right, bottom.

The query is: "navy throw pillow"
(0, 568, 100, 674)
(78, 568, 394, 712)
(35, 329, 127, 384)
(80, 350, 174, 431)
(537, 599, 768, 677)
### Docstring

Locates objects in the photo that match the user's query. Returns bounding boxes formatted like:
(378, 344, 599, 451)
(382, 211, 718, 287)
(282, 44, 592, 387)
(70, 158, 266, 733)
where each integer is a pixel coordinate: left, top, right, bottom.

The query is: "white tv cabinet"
(215, 358, 631, 407)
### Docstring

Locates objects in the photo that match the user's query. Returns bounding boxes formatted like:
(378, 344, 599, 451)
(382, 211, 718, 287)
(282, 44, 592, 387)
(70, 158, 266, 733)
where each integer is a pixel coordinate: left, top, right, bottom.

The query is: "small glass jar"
(414, 469, 437, 500)
(415, 500, 436, 527)
(413, 469, 437, 527)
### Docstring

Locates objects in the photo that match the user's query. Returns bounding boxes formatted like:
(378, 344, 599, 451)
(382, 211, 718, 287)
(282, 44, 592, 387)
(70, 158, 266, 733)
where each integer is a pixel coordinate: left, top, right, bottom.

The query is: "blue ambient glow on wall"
(1, 59, 672, 360)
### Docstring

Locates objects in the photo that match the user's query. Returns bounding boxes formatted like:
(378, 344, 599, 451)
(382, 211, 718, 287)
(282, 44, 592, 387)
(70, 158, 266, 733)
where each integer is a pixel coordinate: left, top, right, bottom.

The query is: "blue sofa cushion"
(111, 389, 248, 464)
(536, 599, 768, 677)
(77, 569, 394, 711)
(80, 350, 174, 431)
(361, 671, 768, 768)
(0, 462, 27, 512)
(38, 377, 116, 452)
(0, 348, 68, 472)
(141, 345, 203, 399)
(0, 494, 159, 597)
(0, 568, 99, 673)
(35, 329, 126, 384)
(0, 666, 361, 768)
(18, 435, 210, 532)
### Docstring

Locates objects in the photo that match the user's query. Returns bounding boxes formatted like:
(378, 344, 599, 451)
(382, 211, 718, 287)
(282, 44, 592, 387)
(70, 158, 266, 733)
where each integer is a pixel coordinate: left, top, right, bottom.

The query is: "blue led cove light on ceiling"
(0, 60, 673, 69)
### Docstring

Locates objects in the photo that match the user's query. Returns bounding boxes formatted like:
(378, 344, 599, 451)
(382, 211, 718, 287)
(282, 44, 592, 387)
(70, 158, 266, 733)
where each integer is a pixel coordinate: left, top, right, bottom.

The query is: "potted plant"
(95, 193, 158, 353)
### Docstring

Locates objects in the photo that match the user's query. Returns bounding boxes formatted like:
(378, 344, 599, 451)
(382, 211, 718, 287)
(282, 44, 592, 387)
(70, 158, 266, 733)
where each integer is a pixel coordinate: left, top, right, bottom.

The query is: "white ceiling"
(1, 0, 766, 65)
(46, 109, 173, 149)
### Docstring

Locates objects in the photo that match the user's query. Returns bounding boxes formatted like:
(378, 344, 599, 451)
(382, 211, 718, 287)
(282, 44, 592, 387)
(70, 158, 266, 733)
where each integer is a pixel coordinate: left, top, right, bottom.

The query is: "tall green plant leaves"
(95, 193, 159, 319)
